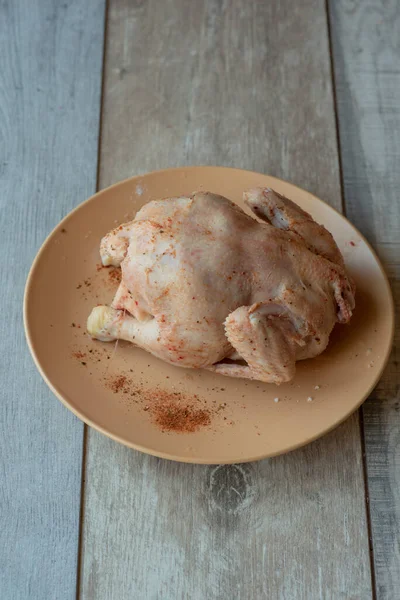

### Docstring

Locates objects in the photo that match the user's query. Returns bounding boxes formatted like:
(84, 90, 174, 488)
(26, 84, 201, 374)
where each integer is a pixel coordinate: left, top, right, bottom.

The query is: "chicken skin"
(87, 189, 355, 384)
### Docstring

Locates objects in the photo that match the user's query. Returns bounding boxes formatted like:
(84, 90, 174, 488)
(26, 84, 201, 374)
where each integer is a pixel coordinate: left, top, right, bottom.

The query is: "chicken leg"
(244, 187, 345, 267)
(87, 306, 160, 355)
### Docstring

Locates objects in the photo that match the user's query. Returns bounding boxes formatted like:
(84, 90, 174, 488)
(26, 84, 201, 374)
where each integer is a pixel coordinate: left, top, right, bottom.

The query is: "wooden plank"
(80, 1, 373, 598)
(0, 1, 106, 598)
(328, 1, 400, 597)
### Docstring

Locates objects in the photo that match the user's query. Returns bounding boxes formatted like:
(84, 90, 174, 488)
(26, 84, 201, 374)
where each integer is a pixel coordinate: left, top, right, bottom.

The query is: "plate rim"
(23, 166, 395, 463)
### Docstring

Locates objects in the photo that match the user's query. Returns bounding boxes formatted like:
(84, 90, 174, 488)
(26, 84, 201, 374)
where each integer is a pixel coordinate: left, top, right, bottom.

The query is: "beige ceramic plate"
(24, 167, 394, 463)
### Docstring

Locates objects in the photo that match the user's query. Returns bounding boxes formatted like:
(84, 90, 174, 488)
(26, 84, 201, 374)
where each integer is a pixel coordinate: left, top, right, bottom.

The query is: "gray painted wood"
(329, 0, 400, 597)
(79, 1, 373, 598)
(0, 1, 105, 598)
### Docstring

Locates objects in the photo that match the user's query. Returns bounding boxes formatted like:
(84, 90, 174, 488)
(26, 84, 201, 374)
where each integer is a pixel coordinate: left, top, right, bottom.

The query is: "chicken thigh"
(87, 189, 355, 384)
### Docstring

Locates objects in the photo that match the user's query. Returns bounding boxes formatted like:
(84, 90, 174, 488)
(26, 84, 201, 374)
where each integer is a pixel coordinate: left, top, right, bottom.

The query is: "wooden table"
(2, 1, 399, 598)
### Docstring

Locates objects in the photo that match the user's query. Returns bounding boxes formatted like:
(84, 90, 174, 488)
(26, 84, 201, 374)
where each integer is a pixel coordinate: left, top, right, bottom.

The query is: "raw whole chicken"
(87, 188, 355, 384)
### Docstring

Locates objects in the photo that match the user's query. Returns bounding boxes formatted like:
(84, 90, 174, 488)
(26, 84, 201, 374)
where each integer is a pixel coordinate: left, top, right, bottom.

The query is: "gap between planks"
(325, 1, 377, 598)
(76, 1, 110, 598)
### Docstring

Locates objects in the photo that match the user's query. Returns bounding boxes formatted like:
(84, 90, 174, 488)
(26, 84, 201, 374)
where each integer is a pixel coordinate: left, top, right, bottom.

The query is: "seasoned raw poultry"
(87, 188, 355, 384)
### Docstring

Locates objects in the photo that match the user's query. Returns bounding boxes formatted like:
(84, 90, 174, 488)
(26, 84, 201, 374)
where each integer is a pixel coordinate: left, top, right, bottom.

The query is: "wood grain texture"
(80, 1, 373, 598)
(0, 1, 105, 598)
(329, 0, 400, 597)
